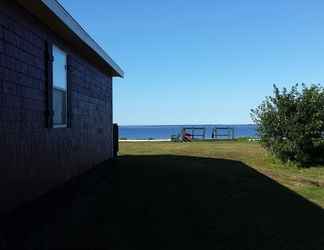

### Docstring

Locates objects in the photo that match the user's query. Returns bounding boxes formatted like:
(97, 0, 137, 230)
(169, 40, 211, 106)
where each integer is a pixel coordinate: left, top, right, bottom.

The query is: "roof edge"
(17, 0, 124, 77)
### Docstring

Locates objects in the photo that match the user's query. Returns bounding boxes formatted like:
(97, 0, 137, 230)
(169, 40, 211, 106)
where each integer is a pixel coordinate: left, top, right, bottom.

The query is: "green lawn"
(120, 141, 324, 208)
(2, 141, 324, 249)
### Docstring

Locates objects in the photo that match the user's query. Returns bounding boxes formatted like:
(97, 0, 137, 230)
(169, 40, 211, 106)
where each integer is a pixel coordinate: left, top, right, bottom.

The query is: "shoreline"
(119, 139, 172, 142)
(119, 138, 260, 142)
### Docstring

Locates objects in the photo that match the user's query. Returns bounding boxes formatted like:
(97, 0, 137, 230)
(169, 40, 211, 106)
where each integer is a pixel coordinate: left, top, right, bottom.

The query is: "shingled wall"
(0, 0, 113, 213)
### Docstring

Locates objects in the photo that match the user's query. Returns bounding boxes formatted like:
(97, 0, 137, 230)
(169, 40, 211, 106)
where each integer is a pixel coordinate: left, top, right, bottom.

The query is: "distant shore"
(119, 139, 172, 142)
(119, 138, 260, 142)
(119, 124, 257, 141)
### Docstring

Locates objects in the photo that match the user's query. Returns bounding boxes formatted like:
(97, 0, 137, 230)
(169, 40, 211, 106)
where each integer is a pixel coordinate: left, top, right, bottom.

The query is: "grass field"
(2, 141, 324, 249)
(120, 141, 324, 208)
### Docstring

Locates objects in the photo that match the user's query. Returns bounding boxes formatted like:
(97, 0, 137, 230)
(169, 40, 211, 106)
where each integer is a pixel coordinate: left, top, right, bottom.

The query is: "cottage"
(0, 0, 123, 213)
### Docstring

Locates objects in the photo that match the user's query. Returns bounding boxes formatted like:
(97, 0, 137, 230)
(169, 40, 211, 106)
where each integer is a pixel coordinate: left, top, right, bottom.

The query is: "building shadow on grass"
(1, 155, 324, 249)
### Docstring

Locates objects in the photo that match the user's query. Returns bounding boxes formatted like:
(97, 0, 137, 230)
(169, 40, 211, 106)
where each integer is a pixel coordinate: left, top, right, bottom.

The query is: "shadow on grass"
(1, 155, 324, 249)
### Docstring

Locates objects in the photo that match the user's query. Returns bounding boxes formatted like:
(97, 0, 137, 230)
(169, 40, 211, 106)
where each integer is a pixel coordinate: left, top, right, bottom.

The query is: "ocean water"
(119, 124, 258, 140)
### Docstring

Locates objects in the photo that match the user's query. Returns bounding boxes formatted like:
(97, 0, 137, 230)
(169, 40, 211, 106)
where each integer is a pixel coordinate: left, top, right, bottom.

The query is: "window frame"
(52, 44, 68, 129)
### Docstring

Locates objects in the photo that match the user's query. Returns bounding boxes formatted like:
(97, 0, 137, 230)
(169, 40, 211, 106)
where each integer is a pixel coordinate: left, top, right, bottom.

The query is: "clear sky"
(60, 0, 324, 125)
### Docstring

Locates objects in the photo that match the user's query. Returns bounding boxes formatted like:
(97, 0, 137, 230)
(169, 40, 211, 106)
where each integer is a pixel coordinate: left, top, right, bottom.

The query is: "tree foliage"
(251, 84, 324, 166)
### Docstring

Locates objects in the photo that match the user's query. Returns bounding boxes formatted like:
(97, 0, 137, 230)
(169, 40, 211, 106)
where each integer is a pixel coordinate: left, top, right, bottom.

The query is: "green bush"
(251, 84, 324, 166)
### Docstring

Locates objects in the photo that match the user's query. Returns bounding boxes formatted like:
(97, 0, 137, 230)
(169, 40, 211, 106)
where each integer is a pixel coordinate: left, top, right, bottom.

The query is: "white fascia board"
(40, 0, 124, 77)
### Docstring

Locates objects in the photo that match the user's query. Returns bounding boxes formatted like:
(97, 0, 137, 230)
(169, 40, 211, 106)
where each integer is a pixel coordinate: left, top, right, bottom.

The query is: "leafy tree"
(251, 84, 324, 166)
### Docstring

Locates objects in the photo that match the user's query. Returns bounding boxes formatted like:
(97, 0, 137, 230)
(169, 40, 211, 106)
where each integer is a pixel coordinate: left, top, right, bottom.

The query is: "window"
(52, 45, 67, 128)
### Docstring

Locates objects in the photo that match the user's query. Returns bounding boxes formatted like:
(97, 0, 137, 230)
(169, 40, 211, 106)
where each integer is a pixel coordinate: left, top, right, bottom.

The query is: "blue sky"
(60, 0, 324, 125)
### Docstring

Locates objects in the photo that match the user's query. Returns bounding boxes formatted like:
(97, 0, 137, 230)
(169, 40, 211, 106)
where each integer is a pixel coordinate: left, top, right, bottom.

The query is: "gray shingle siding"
(0, 0, 114, 213)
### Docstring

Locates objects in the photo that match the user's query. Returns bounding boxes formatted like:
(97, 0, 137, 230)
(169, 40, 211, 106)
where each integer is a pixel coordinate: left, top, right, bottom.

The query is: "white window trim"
(52, 45, 68, 128)
(53, 124, 68, 129)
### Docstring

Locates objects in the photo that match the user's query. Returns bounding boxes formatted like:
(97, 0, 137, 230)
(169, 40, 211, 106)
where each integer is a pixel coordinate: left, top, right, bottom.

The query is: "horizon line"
(116, 123, 256, 127)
